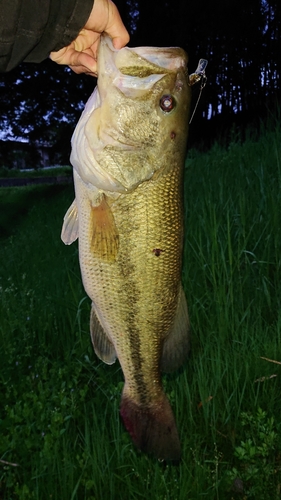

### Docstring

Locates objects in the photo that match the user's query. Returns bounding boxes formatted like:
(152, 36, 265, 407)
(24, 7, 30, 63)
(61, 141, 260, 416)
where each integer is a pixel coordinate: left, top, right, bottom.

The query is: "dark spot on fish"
(153, 248, 165, 257)
(170, 131, 176, 140)
(160, 95, 175, 113)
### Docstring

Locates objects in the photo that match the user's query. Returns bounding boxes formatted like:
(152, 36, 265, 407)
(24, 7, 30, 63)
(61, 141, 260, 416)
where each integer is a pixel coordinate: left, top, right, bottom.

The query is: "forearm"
(0, 0, 94, 72)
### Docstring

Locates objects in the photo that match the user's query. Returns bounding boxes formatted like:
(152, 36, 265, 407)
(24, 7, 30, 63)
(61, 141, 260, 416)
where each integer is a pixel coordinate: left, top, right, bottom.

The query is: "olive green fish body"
(62, 36, 191, 460)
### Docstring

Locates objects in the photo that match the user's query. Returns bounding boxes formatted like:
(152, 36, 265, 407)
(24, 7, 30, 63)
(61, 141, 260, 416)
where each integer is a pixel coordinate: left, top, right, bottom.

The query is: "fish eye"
(159, 95, 175, 112)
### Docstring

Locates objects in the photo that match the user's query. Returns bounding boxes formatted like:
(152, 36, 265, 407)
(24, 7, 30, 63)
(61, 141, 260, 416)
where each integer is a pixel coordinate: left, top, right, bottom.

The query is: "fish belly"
(74, 156, 188, 460)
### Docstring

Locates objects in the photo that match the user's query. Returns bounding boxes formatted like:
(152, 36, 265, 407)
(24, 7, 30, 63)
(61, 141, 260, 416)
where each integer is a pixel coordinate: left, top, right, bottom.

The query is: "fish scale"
(77, 164, 182, 347)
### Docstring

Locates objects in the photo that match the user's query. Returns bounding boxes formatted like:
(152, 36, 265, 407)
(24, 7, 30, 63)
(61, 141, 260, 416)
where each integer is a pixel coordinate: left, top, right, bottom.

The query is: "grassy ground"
(0, 119, 281, 499)
(0, 165, 72, 179)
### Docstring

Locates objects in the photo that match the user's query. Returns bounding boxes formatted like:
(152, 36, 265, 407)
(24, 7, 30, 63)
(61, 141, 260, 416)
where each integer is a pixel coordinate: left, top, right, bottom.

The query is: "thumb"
(104, 3, 130, 49)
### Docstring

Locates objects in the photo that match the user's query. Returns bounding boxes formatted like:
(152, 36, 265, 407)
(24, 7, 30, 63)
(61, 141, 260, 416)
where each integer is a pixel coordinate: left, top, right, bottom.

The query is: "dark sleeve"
(0, 0, 94, 72)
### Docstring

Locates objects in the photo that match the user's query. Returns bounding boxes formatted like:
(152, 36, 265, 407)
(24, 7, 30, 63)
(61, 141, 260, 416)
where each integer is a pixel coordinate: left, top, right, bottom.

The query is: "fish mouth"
(98, 35, 188, 73)
(131, 46, 188, 71)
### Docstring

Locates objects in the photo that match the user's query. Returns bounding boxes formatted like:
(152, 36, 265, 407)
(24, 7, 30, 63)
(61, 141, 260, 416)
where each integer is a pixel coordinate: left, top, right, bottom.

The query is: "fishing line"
(189, 59, 208, 124)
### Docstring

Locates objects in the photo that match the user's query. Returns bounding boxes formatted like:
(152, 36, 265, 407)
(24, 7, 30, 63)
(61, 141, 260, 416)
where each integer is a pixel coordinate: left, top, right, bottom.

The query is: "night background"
(1, 2, 281, 496)
(0, 0, 280, 166)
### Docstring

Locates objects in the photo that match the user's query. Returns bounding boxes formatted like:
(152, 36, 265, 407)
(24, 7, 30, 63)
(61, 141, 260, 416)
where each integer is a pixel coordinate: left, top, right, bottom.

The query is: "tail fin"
(120, 392, 181, 462)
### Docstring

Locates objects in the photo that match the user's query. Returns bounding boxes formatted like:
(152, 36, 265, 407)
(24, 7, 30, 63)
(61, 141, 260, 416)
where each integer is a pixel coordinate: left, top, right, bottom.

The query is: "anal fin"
(161, 284, 190, 373)
(90, 303, 117, 365)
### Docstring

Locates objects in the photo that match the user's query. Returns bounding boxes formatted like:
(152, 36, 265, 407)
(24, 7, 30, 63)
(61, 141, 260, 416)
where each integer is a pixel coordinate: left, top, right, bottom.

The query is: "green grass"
(0, 165, 72, 178)
(1, 118, 281, 499)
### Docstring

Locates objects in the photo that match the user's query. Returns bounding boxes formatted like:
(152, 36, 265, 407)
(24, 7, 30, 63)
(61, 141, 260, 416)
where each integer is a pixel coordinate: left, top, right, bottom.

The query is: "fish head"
(71, 36, 191, 192)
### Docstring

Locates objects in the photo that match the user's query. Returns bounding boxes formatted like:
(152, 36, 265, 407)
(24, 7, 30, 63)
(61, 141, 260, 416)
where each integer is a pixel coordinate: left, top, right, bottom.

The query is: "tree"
(0, 0, 280, 155)
(0, 60, 96, 141)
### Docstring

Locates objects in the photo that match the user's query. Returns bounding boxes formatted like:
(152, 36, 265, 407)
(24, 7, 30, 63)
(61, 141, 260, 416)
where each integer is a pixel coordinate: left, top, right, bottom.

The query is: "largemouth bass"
(61, 36, 191, 461)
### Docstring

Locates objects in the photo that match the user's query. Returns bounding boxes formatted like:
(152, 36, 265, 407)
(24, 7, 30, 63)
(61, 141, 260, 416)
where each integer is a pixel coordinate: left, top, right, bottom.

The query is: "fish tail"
(120, 391, 181, 462)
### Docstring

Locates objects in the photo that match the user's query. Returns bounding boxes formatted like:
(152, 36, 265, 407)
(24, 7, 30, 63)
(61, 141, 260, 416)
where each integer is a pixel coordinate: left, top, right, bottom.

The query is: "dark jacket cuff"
(0, 0, 94, 72)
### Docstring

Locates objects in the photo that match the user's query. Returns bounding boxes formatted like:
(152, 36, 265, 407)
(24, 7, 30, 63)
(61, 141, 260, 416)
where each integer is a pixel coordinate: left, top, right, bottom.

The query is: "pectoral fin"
(161, 285, 190, 373)
(90, 195, 119, 262)
(90, 303, 117, 365)
(61, 199, 79, 245)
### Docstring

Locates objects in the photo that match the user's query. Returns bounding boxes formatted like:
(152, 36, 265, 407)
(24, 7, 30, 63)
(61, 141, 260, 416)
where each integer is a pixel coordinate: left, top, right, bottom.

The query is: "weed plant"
(1, 117, 281, 499)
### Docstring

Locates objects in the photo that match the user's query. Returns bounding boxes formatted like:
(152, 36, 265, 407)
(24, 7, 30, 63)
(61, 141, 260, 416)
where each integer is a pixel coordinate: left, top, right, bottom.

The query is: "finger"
(73, 29, 100, 52)
(51, 47, 98, 74)
(68, 51, 98, 73)
(68, 64, 97, 77)
(49, 47, 68, 64)
(105, 2, 130, 49)
(111, 29, 130, 50)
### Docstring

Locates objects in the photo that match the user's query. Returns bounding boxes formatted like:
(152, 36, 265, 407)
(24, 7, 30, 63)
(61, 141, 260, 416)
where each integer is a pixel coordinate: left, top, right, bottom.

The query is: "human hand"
(49, 0, 129, 76)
